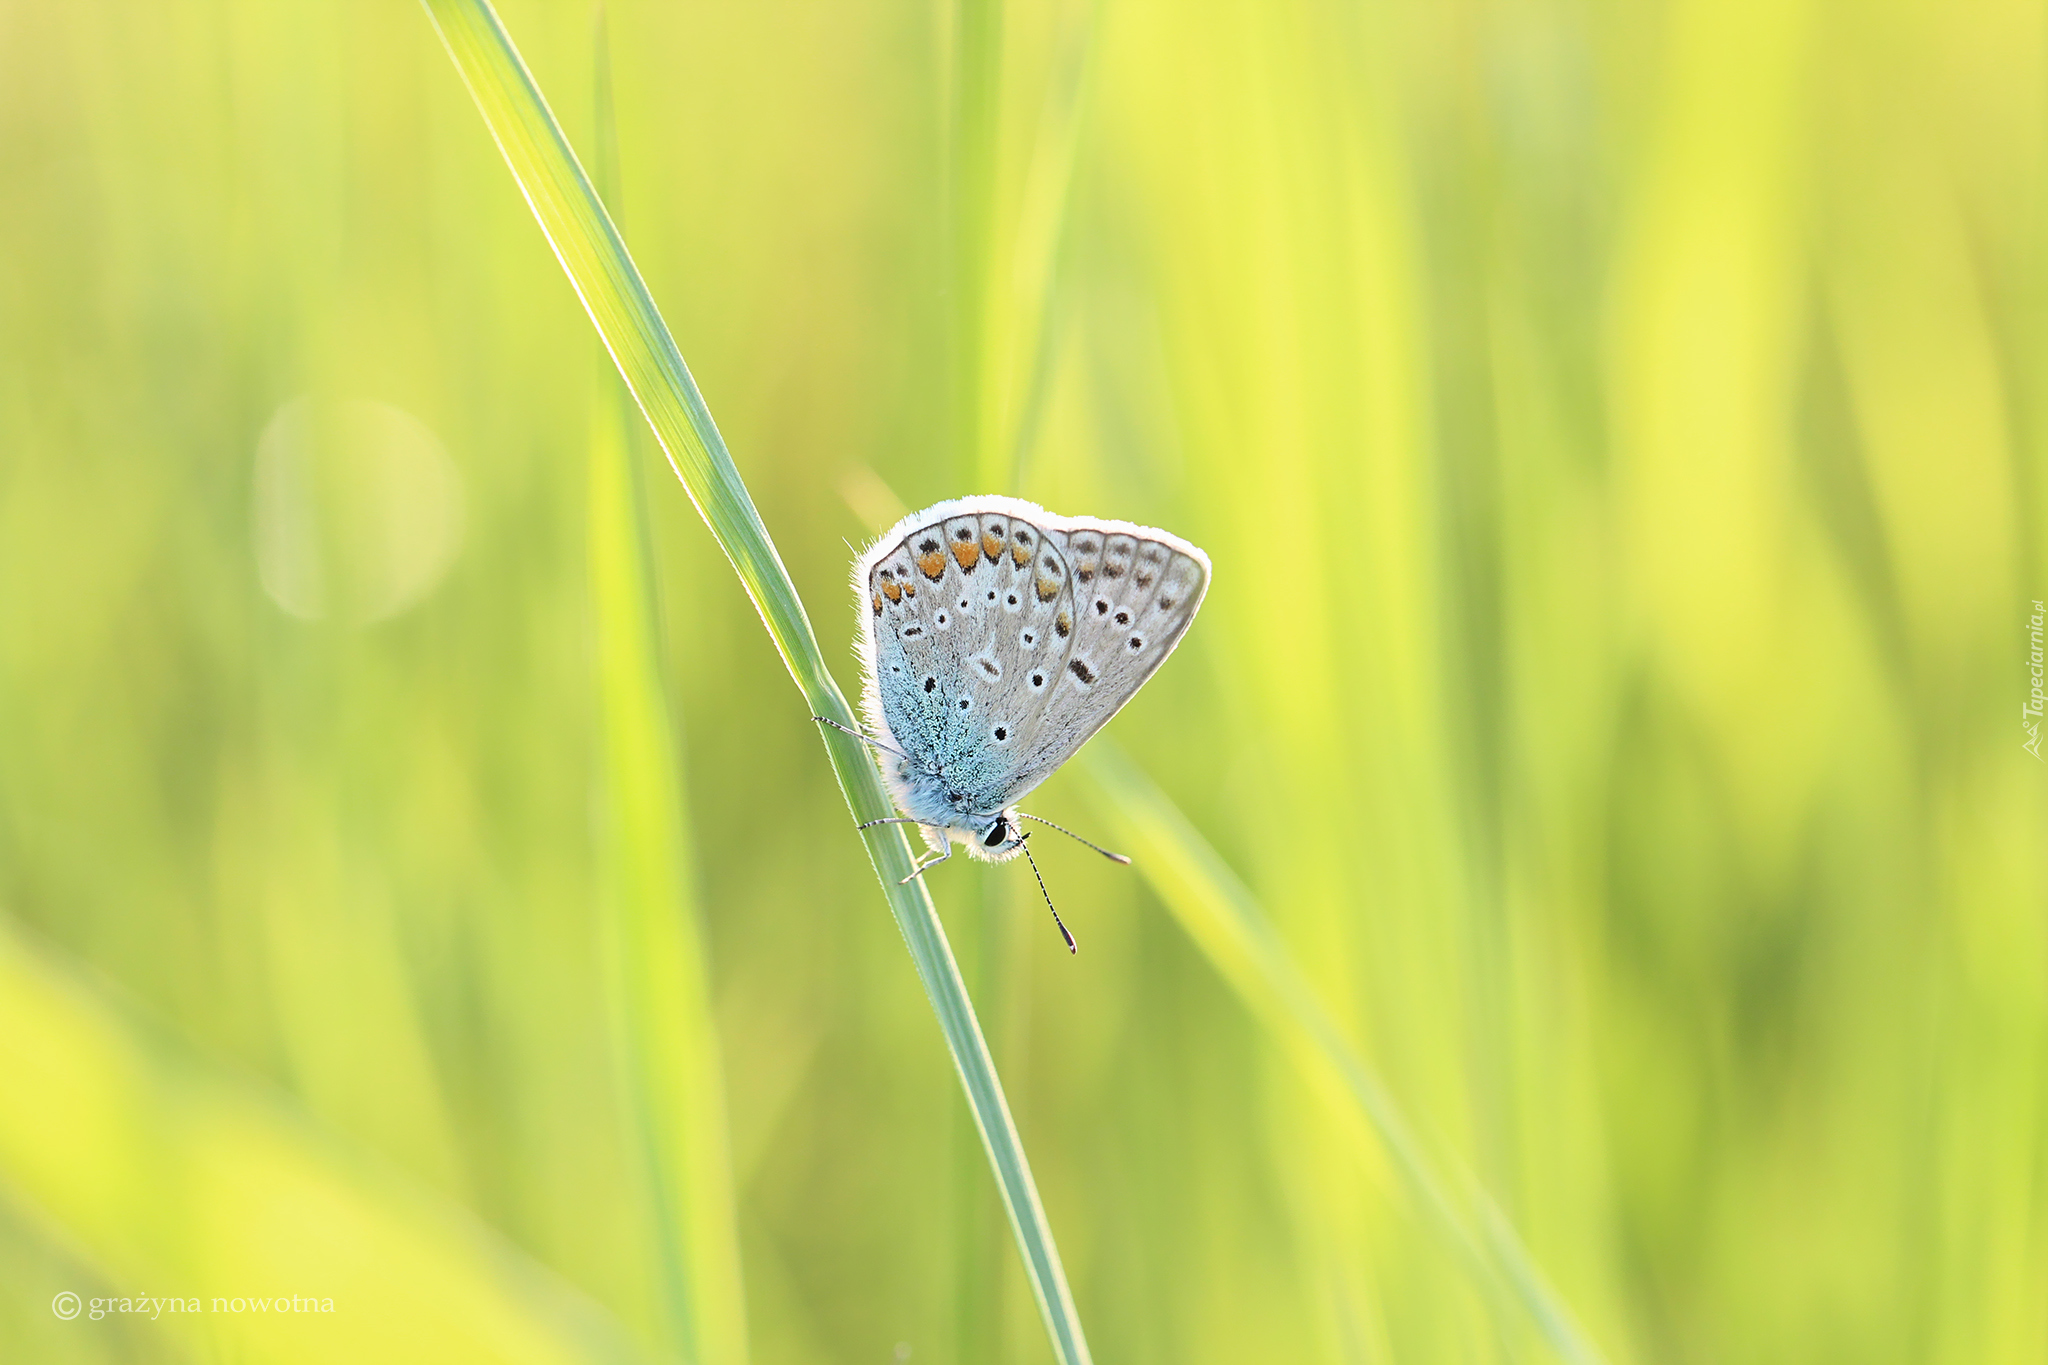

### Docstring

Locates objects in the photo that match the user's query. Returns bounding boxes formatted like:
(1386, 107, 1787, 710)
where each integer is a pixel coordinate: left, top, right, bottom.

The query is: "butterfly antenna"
(1016, 813, 1133, 865)
(1020, 836, 1078, 955)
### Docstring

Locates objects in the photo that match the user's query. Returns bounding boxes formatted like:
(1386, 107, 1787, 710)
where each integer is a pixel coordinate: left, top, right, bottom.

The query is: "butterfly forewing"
(864, 506, 1079, 811)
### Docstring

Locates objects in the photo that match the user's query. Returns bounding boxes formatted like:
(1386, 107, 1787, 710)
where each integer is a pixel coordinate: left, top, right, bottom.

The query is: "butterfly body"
(853, 495, 1210, 863)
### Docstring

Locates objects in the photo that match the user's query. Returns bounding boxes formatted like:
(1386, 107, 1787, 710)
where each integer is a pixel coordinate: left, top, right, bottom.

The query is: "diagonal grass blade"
(415, 3, 1093, 1361)
(583, 13, 749, 1362)
(1078, 738, 1607, 1365)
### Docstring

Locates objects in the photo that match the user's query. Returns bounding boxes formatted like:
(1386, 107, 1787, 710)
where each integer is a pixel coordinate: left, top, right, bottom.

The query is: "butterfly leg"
(898, 839, 954, 885)
(852, 814, 953, 882)
(857, 815, 926, 832)
(811, 714, 919, 767)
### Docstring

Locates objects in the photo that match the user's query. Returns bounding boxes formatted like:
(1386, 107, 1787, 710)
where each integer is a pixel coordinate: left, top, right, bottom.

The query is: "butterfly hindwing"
(1002, 523, 1207, 801)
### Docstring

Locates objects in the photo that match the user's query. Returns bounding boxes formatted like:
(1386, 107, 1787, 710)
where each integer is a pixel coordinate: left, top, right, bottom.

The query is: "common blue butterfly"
(823, 496, 1211, 949)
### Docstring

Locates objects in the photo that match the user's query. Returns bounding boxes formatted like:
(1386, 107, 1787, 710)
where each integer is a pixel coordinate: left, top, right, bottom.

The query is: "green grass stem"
(950, 0, 1005, 492)
(583, 13, 749, 1364)
(417, 4, 1093, 1362)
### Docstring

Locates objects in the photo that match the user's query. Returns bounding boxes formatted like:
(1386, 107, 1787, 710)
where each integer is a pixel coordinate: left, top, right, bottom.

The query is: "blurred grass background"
(0, 0, 2043, 1362)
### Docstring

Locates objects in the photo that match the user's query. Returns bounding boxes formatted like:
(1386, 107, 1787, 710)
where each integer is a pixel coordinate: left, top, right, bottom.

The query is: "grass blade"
(1077, 739, 1607, 1365)
(0, 920, 655, 1365)
(416, 4, 1093, 1361)
(583, 14, 749, 1363)
(589, 327, 747, 1365)
(949, 0, 1003, 490)
(993, 0, 1099, 492)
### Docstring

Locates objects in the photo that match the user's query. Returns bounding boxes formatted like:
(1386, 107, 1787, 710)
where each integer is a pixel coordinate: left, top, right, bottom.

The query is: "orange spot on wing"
(872, 593, 884, 615)
(918, 549, 946, 580)
(882, 580, 903, 602)
(1012, 544, 1032, 568)
(951, 539, 980, 572)
(1036, 575, 1061, 601)
(982, 532, 1002, 562)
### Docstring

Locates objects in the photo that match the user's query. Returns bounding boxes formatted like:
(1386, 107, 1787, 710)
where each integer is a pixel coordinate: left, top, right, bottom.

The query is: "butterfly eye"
(981, 817, 1009, 848)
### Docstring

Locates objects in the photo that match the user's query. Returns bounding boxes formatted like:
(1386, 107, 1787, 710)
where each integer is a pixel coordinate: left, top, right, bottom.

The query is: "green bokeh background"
(1, 0, 2042, 1362)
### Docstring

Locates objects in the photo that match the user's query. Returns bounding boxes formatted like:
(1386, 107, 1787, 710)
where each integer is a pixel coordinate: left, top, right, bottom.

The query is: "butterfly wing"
(996, 516, 1209, 804)
(857, 497, 1208, 817)
(858, 499, 1079, 813)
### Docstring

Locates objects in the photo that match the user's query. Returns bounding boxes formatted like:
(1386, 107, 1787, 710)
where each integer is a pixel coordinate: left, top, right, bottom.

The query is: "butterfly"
(821, 496, 1211, 950)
